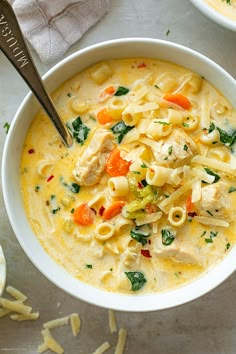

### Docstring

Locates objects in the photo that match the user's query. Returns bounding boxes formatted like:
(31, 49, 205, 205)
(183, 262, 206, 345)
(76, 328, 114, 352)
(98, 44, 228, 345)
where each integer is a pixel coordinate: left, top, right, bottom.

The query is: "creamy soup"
(21, 58, 236, 294)
(205, 0, 236, 20)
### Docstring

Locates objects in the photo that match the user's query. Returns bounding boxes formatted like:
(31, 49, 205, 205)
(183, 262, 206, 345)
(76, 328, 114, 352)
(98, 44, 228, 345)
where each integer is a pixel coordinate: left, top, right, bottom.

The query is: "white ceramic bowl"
(0, 245, 6, 296)
(2, 38, 236, 312)
(191, 0, 236, 31)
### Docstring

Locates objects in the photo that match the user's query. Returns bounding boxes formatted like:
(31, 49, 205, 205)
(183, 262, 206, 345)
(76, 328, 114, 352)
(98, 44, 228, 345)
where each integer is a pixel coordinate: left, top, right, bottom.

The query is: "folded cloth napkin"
(11, 0, 110, 63)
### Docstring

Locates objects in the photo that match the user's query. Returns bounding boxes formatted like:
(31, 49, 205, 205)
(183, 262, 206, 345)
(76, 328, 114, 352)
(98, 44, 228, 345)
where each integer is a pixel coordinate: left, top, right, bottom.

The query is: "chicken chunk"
(73, 128, 114, 186)
(174, 245, 200, 265)
(195, 182, 232, 221)
(154, 235, 200, 265)
(154, 235, 179, 258)
(154, 128, 197, 167)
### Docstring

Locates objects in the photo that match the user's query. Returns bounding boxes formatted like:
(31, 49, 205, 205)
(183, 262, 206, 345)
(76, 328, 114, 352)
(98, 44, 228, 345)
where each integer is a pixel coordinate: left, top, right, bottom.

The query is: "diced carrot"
(102, 201, 126, 220)
(97, 108, 113, 124)
(104, 86, 116, 95)
(73, 203, 95, 226)
(99, 86, 116, 100)
(163, 93, 192, 110)
(105, 149, 131, 177)
(186, 195, 194, 213)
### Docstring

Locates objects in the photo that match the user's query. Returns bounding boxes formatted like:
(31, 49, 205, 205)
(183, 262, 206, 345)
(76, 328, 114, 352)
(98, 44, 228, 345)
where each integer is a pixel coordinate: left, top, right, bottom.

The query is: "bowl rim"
(0, 245, 6, 296)
(2, 37, 236, 312)
(190, 0, 236, 31)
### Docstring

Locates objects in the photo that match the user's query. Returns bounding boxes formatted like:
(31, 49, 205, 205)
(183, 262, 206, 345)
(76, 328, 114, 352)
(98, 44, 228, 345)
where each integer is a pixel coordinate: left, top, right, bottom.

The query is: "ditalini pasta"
(21, 58, 236, 294)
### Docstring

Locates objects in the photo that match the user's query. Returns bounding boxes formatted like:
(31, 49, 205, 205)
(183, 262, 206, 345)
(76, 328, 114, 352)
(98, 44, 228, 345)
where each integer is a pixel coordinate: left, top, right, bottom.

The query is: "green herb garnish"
(125, 271, 147, 291)
(161, 228, 175, 246)
(111, 120, 134, 143)
(130, 226, 151, 246)
(210, 231, 218, 238)
(166, 29, 170, 36)
(228, 186, 236, 193)
(205, 238, 213, 243)
(86, 264, 93, 269)
(141, 163, 148, 168)
(183, 144, 188, 151)
(204, 168, 220, 183)
(168, 146, 173, 155)
(205, 230, 218, 243)
(154, 121, 170, 125)
(69, 183, 80, 193)
(217, 126, 236, 147)
(34, 185, 40, 192)
(206, 210, 214, 216)
(50, 195, 60, 214)
(114, 86, 129, 96)
(67, 116, 90, 145)
(182, 122, 189, 127)
(226, 242, 231, 250)
(3, 122, 10, 134)
(208, 122, 215, 133)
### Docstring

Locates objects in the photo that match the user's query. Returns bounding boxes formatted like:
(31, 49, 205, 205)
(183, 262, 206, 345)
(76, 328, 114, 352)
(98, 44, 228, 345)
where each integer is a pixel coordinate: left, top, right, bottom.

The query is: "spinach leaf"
(208, 122, 215, 133)
(229, 186, 236, 193)
(111, 120, 134, 143)
(217, 126, 236, 147)
(114, 86, 129, 96)
(62, 180, 80, 194)
(69, 183, 80, 193)
(85, 264, 93, 269)
(125, 271, 147, 291)
(204, 168, 220, 183)
(130, 226, 150, 246)
(161, 228, 175, 246)
(67, 116, 90, 145)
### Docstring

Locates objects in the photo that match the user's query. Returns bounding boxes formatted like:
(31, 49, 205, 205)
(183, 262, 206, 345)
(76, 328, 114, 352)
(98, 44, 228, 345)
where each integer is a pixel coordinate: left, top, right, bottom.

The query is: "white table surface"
(0, 0, 236, 353)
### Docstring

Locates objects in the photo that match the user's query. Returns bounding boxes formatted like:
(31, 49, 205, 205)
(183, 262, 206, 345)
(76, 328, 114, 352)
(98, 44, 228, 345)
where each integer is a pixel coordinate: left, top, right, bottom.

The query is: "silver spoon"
(0, 0, 73, 148)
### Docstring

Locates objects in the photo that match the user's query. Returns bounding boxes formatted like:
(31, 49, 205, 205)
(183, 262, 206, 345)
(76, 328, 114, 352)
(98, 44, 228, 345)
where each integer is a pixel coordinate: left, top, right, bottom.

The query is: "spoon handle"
(0, 0, 73, 147)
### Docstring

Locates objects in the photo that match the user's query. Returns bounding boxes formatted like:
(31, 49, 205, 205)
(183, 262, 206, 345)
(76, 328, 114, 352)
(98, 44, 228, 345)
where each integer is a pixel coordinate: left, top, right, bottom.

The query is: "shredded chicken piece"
(73, 129, 114, 186)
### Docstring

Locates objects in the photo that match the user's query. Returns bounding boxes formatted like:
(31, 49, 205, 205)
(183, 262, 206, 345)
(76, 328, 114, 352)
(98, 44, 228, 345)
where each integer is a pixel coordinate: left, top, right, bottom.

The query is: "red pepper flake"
(47, 175, 54, 182)
(98, 205, 105, 217)
(145, 203, 158, 213)
(138, 182, 143, 189)
(141, 249, 152, 258)
(137, 63, 147, 69)
(28, 148, 35, 154)
(188, 211, 197, 217)
(148, 239, 152, 244)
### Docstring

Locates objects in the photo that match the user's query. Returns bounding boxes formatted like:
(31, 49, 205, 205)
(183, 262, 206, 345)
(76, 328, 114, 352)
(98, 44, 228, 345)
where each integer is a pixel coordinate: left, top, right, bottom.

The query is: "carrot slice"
(163, 93, 191, 110)
(103, 201, 127, 220)
(99, 86, 116, 100)
(104, 86, 116, 95)
(73, 203, 95, 225)
(97, 108, 113, 124)
(105, 149, 131, 177)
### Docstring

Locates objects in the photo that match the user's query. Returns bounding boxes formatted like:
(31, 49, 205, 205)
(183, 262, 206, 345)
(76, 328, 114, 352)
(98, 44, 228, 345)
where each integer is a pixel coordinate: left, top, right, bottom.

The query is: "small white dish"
(191, 0, 236, 31)
(0, 245, 6, 296)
